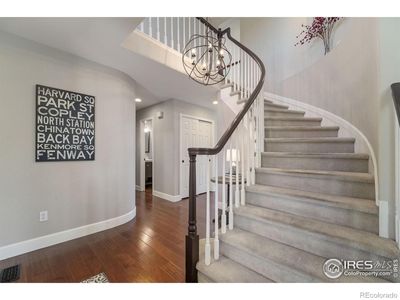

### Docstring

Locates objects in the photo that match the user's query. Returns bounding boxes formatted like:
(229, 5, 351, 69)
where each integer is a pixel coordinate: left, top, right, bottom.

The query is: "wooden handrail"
(391, 83, 400, 126)
(185, 17, 265, 282)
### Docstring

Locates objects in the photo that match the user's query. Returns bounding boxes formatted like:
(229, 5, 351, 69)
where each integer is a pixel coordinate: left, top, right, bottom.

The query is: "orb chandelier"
(182, 29, 232, 86)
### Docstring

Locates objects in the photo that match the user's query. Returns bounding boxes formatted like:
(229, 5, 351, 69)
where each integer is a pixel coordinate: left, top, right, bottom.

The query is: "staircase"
(133, 17, 399, 283)
(197, 98, 400, 283)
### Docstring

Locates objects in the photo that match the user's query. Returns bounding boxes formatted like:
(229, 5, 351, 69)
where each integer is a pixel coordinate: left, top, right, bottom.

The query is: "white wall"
(377, 18, 400, 240)
(241, 17, 348, 91)
(136, 98, 217, 198)
(0, 31, 136, 251)
(241, 17, 400, 239)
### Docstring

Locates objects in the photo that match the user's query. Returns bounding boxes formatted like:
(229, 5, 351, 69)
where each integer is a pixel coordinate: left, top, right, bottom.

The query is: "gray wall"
(241, 17, 398, 238)
(377, 18, 400, 239)
(0, 31, 136, 247)
(136, 98, 217, 196)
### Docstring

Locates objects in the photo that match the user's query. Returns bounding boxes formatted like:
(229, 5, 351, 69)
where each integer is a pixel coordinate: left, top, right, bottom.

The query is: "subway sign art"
(35, 84, 95, 162)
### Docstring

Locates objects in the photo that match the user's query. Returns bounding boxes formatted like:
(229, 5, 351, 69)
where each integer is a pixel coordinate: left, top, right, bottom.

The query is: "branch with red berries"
(295, 17, 342, 54)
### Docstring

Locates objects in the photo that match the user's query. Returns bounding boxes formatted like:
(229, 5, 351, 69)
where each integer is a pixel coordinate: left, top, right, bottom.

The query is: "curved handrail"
(391, 83, 400, 126)
(185, 17, 265, 283)
(188, 18, 266, 156)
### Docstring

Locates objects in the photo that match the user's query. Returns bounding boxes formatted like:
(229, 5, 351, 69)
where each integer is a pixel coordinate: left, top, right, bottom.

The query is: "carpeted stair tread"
(261, 152, 369, 159)
(265, 108, 305, 114)
(197, 254, 271, 283)
(234, 205, 400, 259)
(264, 103, 290, 109)
(265, 116, 322, 121)
(265, 126, 339, 131)
(220, 229, 387, 283)
(265, 137, 355, 143)
(246, 184, 378, 214)
(255, 167, 374, 183)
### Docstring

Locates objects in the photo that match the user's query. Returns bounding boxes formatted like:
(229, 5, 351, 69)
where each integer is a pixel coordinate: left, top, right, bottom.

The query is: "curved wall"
(0, 31, 136, 255)
(272, 18, 379, 156)
(241, 17, 400, 239)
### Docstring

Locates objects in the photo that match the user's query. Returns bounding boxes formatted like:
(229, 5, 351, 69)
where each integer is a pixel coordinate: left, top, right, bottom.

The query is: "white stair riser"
(255, 171, 375, 199)
(246, 192, 378, 233)
(265, 141, 355, 153)
(261, 155, 369, 172)
(265, 128, 338, 138)
(266, 119, 322, 127)
(234, 214, 392, 262)
(265, 111, 305, 118)
(220, 241, 317, 282)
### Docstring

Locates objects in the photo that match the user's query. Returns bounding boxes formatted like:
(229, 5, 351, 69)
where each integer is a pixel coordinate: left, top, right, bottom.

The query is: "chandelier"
(182, 29, 232, 86)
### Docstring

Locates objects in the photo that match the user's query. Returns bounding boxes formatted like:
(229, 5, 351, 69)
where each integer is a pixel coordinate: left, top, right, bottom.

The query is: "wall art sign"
(35, 84, 95, 162)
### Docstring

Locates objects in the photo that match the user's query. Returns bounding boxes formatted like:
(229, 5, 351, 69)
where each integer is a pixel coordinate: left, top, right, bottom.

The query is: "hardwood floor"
(0, 190, 213, 283)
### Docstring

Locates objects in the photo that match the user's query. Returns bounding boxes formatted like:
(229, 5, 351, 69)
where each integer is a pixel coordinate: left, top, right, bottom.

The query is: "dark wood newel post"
(185, 152, 199, 283)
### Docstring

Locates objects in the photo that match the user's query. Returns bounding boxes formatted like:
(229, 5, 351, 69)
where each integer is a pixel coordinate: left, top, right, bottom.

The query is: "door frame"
(139, 117, 155, 193)
(179, 113, 215, 199)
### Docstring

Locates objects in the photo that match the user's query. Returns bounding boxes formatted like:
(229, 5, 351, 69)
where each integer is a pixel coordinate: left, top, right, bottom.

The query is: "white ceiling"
(0, 17, 219, 110)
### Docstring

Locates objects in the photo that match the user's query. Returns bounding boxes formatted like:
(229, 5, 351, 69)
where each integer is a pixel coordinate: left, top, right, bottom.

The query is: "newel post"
(185, 153, 199, 282)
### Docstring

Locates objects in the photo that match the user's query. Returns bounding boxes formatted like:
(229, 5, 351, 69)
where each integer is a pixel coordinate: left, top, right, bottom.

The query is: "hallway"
(0, 192, 209, 282)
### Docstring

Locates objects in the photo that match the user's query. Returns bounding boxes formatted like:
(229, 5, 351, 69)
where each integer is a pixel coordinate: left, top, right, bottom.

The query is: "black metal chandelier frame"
(182, 28, 232, 86)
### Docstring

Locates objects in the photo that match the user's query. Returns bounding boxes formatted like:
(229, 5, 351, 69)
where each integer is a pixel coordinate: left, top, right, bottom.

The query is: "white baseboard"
(153, 190, 181, 202)
(0, 207, 136, 260)
(379, 201, 389, 238)
(396, 215, 400, 248)
(135, 185, 143, 191)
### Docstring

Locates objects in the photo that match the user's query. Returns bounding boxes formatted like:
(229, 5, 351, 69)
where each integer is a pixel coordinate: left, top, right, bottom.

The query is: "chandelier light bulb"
(191, 49, 196, 57)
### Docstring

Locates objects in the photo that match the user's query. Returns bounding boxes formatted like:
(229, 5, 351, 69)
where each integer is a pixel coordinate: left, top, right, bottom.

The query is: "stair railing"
(185, 17, 265, 282)
(391, 83, 400, 248)
(136, 17, 266, 281)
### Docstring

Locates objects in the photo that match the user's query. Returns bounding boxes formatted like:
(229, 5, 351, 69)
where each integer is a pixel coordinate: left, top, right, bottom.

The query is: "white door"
(180, 116, 213, 198)
(196, 120, 213, 194)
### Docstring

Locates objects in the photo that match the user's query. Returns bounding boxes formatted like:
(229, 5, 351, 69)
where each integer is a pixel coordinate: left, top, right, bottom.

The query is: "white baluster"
(229, 141, 234, 230)
(171, 17, 174, 50)
(214, 155, 219, 260)
(252, 108, 256, 185)
(140, 20, 144, 32)
(149, 17, 152, 38)
(221, 148, 227, 234)
(235, 134, 240, 208)
(249, 109, 254, 185)
(183, 17, 186, 51)
(232, 45, 235, 90)
(164, 17, 167, 44)
(177, 18, 181, 52)
(156, 17, 160, 41)
(247, 55, 250, 98)
(259, 70, 265, 154)
(255, 97, 259, 169)
(228, 42, 233, 83)
(236, 46, 239, 93)
(205, 156, 211, 265)
(246, 113, 251, 187)
(240, 49, 244, 99)
(241, 122, 246, 205)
